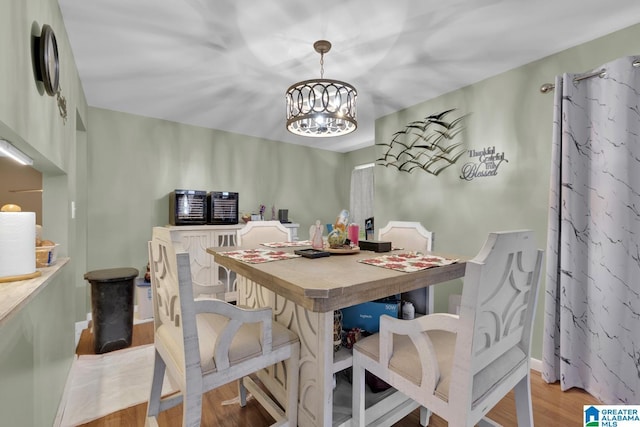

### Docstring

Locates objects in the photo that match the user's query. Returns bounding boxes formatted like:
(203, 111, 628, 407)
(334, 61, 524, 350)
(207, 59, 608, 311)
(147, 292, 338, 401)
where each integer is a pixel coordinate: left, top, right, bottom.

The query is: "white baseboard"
(530, 357, 542, 372)
(74, 316, 90, 348)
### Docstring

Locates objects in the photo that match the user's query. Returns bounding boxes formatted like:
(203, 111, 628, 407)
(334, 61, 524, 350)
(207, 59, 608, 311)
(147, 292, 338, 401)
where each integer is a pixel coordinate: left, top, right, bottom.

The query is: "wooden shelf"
(333, 347, 353, 373)
(331, 370, 418, 427)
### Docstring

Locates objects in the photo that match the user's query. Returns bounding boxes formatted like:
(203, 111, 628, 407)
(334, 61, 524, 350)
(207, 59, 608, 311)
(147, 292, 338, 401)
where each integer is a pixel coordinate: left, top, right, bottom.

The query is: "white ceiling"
(58, 0, 640, 153)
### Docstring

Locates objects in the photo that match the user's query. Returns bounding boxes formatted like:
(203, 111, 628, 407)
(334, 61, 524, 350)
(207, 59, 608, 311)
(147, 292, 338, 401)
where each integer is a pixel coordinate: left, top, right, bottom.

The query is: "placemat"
(221, 249, 301, 263)
(261, 240, 312, 248)
(358, 252, 458, 273)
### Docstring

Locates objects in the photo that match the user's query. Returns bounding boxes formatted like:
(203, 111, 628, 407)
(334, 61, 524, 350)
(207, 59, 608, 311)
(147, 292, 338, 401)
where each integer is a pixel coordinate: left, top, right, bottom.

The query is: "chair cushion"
(354, 330, 526, 405)
(157, 313, 298, 374)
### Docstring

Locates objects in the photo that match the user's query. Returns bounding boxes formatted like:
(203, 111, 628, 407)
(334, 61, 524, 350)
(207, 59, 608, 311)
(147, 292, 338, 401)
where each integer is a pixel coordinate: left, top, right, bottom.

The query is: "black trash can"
(84, 267, 138, 354)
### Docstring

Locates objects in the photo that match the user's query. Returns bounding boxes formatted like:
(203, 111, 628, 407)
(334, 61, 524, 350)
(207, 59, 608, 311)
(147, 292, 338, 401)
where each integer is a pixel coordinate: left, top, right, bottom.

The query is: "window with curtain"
(543, 55, 640, 404)
(349, 164, 374, 229)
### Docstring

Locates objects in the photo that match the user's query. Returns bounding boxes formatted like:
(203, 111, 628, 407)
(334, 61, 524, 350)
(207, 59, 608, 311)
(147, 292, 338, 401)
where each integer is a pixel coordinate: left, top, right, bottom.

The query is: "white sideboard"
(283, 222, 299, 241)
(166, 223, 299, 301)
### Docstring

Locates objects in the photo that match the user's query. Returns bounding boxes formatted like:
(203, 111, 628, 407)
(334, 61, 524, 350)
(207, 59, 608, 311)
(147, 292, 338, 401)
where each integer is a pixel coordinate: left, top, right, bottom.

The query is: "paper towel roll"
(0, 212, 36, 277)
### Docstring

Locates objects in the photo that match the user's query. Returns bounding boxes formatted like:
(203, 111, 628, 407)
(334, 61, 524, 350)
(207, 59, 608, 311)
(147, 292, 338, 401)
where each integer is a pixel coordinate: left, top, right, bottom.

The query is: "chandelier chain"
(320, 52, 325, 79)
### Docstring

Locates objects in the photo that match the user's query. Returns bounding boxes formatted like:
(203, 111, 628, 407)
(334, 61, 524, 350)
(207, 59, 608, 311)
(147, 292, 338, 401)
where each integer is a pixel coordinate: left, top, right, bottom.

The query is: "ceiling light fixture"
(0, 139, 33, 166)
(286, 40, 357, 137)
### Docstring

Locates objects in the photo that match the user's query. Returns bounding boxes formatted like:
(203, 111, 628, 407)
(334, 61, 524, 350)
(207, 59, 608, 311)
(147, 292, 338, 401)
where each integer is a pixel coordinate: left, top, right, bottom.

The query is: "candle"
(348, 223, 359, 246)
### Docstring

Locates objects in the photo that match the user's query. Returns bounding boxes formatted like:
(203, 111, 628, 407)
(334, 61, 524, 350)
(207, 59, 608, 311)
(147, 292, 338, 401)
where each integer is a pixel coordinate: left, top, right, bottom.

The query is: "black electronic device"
(358, 240, 392, 253)
(278, 209, 290, 223)
(169, 189, 207, 225)
(207, 191, 239, 225)
(294, 248, 330, 259)
(364, 217, 375, 240)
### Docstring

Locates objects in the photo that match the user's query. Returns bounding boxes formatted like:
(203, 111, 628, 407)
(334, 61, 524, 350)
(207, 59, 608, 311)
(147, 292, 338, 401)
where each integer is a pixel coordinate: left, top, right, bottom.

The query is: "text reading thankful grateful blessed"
(460, 146, 508, 181)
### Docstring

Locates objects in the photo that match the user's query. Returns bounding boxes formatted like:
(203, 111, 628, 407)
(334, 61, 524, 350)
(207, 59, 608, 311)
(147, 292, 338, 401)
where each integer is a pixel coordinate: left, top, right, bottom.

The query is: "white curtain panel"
(543, 56, 640, 404)
(349, 165, 374, 229)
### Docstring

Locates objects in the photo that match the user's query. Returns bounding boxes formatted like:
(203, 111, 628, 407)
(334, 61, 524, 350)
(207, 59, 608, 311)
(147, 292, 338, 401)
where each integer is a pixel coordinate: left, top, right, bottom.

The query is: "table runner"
(358, 252, 458, 273)
(261, 240, 312, 248)
(221, 248, 300, 264)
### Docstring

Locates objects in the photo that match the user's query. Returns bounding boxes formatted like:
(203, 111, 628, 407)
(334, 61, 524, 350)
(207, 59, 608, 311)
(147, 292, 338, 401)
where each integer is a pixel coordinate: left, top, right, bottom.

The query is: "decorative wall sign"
(57, 90, 67, 124)
(376, 109, 466, 176)
(459, 146, 508, 181)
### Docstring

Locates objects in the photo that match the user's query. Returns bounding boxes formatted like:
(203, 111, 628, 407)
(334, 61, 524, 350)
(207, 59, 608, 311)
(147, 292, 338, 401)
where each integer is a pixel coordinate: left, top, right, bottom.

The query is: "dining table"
(207, 243, 466, 427)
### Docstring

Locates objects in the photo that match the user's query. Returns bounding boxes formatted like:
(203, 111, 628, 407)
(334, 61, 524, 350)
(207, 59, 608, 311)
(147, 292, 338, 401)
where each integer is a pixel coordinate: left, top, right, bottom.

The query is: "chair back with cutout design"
(237, 220, 291, 247)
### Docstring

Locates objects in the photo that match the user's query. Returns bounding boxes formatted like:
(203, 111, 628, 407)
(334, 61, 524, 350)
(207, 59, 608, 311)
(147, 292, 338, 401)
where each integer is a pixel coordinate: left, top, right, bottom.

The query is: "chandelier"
(286, 40, 357, 137)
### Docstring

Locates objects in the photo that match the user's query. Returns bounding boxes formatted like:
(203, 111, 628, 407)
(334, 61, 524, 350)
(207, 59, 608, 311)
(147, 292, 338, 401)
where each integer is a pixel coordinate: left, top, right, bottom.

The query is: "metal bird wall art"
(376, 109, 467, 175)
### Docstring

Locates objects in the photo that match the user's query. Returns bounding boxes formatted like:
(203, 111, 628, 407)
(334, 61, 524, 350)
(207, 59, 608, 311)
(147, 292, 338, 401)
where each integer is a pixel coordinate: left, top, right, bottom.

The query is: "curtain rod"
(354, 162, 374, 170)
(539, 59, 640, 93)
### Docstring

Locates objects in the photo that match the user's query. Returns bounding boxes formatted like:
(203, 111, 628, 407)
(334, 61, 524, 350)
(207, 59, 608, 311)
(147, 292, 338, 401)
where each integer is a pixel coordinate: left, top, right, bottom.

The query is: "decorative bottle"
(402, 301, 415, 320)
(311, 220, 324, 249)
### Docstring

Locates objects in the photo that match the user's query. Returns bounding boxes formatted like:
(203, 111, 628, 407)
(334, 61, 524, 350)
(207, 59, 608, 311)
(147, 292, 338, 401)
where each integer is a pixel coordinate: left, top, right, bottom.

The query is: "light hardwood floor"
(76, 321, 600, 426)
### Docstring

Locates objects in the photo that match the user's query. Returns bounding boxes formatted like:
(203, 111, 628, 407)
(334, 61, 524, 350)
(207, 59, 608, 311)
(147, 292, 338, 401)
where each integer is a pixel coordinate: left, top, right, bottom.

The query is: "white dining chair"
(378, 221, 434, 315)
(237, 220, 291, 247)
(352, 230, 543, 426)
(146, 226, 300, 427)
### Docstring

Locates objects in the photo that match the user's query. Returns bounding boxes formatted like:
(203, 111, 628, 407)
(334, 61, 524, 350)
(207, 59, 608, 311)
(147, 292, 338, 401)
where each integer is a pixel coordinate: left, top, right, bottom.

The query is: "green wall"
(0, 0, 88, 425)
(86, 108, 350, 275)
(1, 0, 639, 424)
(0, 267, 75, 426)
(372, 23, 640, 360)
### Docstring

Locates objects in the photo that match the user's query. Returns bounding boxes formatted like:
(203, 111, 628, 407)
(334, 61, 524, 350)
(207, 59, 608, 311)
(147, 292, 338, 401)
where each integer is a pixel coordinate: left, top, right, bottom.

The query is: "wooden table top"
(207, 246, 466, 313)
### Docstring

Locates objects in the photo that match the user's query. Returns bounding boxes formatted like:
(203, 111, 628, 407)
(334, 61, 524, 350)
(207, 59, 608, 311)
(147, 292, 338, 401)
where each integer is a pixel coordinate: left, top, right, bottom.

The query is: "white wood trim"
(74, 319, 89, 348)
(530, 357, 542, 372)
